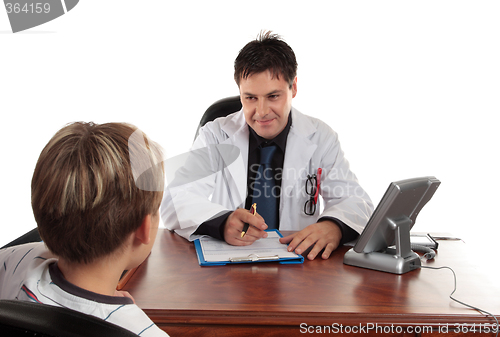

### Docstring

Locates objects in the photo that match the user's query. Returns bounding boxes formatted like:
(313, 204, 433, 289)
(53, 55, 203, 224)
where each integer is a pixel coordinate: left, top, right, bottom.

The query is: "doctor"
(161, 31, 373, 260)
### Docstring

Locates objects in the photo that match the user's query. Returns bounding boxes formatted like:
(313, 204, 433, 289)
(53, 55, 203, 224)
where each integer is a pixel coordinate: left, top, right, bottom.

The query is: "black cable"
(417, 265, 499, 336)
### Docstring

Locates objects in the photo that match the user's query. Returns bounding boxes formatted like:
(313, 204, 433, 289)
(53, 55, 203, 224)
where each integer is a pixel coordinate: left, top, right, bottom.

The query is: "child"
(0, 122, 168, 336)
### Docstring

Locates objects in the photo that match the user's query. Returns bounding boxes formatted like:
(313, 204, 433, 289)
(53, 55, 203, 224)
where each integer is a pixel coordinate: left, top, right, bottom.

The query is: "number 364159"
(5, 3, 51, 14)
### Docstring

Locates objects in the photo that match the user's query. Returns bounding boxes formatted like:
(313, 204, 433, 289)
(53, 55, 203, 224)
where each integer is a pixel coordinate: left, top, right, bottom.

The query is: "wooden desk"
(123, 230, 499, 336)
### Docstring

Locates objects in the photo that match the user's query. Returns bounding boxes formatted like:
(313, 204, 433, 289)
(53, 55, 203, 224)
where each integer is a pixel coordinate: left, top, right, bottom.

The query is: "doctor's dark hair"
(234, 31, 298, 88)
(31, 122, 164, 264)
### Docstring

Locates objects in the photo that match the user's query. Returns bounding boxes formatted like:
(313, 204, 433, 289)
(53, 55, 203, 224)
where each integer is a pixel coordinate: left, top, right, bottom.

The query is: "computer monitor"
(343, 176, 441, 274)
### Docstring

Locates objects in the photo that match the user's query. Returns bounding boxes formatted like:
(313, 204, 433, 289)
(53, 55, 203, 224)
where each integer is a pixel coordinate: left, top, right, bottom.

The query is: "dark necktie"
(252, 145, 278, 229)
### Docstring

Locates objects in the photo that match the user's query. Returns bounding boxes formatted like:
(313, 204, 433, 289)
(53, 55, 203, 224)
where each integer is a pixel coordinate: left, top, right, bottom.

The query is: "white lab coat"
(161, 107, 373, 241)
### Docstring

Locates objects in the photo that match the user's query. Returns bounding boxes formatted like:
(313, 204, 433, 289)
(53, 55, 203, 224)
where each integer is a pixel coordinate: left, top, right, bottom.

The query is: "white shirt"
(0, 242, 168, 337)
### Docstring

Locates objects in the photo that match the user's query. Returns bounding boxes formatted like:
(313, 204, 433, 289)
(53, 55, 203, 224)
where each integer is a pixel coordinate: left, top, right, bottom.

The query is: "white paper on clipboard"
(199, 230, 300, 263)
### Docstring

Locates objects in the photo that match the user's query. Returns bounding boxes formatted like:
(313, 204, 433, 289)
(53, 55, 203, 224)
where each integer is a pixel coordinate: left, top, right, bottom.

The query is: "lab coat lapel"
(281, 109, 318, 210)
(220, 110, 249, 167)
(219, 110, 249, 208)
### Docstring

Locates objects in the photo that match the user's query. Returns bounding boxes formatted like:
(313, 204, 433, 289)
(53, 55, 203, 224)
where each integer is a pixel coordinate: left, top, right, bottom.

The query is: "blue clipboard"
(194, 229, 304, 266)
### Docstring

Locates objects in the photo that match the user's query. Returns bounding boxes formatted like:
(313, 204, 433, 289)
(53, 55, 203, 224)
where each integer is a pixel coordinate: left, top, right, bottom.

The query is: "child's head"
(32, 122, 164, 264)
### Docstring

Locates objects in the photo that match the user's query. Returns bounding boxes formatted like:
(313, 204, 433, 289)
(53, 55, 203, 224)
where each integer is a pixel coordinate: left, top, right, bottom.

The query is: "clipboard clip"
(229, 254, 280, 263)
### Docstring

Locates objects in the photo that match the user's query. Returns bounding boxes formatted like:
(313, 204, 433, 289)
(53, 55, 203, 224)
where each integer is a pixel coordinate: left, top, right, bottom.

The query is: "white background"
(1, 1, 499, 258)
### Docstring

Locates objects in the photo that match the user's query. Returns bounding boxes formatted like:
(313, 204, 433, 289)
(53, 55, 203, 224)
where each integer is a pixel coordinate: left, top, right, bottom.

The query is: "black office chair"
(194, 96, 242, 140)
(0, 300, 139, 337)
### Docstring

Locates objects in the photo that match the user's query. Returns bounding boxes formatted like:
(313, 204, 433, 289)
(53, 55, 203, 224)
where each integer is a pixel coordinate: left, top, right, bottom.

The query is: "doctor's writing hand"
(223, 208, 268, 246)
(279, 220, 342, 260)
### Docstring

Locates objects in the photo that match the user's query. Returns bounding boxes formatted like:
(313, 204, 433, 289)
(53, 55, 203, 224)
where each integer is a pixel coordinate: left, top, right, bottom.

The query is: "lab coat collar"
(219, 107, 317, 140)
(289, 107, 317, 139)
(282, 107, 318, 193)
(218, 107, 318, 165)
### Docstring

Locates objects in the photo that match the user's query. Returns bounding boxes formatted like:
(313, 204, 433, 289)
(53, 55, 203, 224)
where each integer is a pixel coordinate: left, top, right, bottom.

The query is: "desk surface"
(123, 230, 499, 336)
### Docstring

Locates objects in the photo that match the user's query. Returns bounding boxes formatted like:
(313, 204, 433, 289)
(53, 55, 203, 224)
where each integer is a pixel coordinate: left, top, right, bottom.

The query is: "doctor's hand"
(223, 208, 268, 246)
(279, 220, 342, 260)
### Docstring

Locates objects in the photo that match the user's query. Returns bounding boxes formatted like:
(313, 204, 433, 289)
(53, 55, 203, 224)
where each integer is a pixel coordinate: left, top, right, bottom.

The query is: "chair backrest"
(1, 228, 41, 249)
(194, 96, 242, 140)
(0, 300, 139, 337)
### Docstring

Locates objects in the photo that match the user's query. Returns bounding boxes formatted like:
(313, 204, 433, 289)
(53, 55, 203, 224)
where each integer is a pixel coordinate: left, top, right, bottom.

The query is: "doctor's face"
(239, 70, 297, 140)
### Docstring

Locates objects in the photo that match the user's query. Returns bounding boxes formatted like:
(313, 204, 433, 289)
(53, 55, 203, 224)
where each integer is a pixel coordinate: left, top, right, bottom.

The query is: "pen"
(241, 203, 257, 238)
(314, 168, 322, 204)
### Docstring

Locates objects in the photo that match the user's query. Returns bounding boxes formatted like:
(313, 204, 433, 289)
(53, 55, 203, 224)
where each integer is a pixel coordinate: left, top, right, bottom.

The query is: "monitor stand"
(343, 218, 421, 274)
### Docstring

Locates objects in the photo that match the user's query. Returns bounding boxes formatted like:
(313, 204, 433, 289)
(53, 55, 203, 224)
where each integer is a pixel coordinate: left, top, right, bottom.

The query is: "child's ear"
(134, 214, 152, 245)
